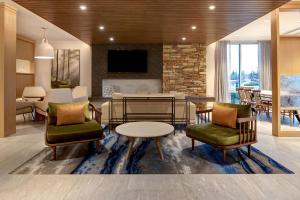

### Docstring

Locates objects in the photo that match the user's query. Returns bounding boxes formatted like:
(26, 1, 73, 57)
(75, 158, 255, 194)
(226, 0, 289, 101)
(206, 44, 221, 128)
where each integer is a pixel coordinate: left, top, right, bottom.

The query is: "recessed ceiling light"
(109, 37, 114, 42)
(79, 5, 87, 10)
(181, 37, 187, 41)
(209, 5, 216, 10)
(99, 26, 105, 31)
(191, 25, 197, 30)
(234, 34, 240, 37)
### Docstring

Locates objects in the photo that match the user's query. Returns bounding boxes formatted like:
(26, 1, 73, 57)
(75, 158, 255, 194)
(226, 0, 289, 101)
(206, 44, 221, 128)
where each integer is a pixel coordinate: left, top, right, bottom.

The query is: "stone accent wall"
(163, 44, 206, 96)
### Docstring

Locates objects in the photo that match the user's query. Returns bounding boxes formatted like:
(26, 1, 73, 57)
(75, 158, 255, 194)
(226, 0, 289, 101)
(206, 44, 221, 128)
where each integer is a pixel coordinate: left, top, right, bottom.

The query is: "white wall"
(35, 59, 52, 90)
(206, 42, 216, 97)
(35, 41, 92, 96)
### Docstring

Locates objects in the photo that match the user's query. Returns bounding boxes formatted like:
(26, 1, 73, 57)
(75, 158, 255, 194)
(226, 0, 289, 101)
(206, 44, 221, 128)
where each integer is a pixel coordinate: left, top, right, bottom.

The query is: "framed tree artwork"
(51, 49, 80, 88)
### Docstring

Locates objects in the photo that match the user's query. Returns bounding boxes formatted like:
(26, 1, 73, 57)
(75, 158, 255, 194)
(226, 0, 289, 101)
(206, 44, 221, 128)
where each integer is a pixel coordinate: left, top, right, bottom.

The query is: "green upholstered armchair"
(45, 101, 103, 160)
(186, 103, 257, 162)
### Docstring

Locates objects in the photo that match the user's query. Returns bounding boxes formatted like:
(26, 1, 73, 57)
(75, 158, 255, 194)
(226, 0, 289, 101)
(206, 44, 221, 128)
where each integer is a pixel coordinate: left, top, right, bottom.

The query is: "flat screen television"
(107, 50, 148, 73)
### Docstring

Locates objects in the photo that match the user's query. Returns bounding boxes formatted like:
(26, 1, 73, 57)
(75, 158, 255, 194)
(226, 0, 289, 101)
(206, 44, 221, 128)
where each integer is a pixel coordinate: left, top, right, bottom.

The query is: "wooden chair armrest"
(237, 116, 256, 123)
(89, 103, 101, 114)
(89, 103, 102, 124)
(207, 108, 213, 113)
(196, 108, 213, 113)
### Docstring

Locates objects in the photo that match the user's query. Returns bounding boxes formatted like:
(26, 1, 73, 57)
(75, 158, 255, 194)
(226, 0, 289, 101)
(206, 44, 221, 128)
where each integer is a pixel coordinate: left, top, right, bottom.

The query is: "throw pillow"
(48, 101, 90, 125)
(56, 104, 85, 125)
(212, 104, 237, 128)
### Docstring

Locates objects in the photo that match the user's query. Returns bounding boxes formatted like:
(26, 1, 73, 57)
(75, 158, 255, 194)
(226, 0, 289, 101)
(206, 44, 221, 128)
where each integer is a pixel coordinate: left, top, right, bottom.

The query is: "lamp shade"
(35, 38, 54, 59)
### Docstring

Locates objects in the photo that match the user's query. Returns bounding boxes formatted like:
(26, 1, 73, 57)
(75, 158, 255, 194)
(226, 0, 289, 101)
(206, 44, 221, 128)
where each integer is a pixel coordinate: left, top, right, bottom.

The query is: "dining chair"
(237, 88, 247, 105)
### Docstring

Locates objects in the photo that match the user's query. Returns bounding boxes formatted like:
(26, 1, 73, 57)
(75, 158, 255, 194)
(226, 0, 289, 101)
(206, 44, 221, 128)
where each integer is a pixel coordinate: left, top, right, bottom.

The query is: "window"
(229, 43, 259, 103)
(229, 44, 240, 102)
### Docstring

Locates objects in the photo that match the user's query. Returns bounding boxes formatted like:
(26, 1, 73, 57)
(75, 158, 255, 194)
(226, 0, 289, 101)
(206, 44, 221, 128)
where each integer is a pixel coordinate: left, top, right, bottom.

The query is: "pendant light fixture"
(35, 27, 54, 60)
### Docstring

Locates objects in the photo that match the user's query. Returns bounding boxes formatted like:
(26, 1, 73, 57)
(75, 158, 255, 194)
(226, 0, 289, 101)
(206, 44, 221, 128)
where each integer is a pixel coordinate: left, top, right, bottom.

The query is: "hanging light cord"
(41, 27, 47, 42)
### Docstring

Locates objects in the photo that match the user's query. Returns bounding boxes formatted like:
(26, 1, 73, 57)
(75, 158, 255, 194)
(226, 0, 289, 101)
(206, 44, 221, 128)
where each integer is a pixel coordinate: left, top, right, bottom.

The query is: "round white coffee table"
(115, 122, 174, 160)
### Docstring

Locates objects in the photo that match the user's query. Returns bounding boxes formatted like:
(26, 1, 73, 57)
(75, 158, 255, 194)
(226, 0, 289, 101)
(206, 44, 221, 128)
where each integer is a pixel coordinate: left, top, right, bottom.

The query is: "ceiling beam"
(279, 1, 300, 11)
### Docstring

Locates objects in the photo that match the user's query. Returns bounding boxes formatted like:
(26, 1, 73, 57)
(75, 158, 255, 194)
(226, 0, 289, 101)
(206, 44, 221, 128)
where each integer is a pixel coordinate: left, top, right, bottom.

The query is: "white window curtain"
(258, 41, 271, 90)
(214, 41, 231, 103)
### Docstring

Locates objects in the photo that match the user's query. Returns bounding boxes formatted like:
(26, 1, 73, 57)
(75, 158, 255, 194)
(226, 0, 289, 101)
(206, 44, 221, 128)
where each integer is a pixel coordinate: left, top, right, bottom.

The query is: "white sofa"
(35, 86, 89, 116)
(35, 88, 74, 116)
(101, 93, 196, 125)
(72, 86, 89, 102)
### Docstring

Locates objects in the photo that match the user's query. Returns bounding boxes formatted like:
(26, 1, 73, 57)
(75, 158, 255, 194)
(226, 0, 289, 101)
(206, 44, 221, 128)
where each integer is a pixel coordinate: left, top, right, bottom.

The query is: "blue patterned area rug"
(11, 128, 293, 174)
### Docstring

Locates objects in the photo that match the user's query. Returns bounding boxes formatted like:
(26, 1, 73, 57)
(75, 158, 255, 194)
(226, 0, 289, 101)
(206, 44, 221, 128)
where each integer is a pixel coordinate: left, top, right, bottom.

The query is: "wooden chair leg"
(31, 112, 35, 120)
(223, 149, 227, 163)
(95, 140, 100, 153)
(192, 139, 195, 150)
(52, 146, 56, 160)
(293, 114, 295, 125)
(248, 145, 251, 157)
(289, 111, 293, 127)
(200, 113, 202, 123)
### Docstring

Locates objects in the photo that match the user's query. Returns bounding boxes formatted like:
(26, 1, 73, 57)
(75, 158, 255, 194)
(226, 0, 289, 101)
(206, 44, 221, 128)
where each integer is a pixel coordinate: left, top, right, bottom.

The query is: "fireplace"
(102, 79, 162, 97)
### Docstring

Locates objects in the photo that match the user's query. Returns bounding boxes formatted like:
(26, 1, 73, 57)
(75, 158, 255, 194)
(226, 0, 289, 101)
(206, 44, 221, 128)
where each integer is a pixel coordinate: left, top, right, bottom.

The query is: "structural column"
(0, 3, 17, 137)
(271, 9, 280, 136)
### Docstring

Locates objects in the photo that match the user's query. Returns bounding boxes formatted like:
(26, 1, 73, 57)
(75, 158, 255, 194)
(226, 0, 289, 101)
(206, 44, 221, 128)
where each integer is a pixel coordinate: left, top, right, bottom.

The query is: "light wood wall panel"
(16, 74, 34, 98)
(0, 3, 17, 137)
(16, 35, 35, 73)
(16, 36, 35, 98)
(17, 36, 34, 60)
(279, 37, 300, 75)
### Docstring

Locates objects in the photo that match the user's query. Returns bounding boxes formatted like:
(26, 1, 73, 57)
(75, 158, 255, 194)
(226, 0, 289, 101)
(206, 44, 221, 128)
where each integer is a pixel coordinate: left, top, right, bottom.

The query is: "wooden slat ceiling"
(280, 1, 300, 10)
(13, 0, 290, 45)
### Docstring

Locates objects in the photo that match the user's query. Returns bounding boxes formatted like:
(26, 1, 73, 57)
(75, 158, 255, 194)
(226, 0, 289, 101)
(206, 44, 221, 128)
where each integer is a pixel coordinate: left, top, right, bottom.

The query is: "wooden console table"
(108, 96, 190, 131)
(123, 97, 176, 125)
(185, 96, 216, 103)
